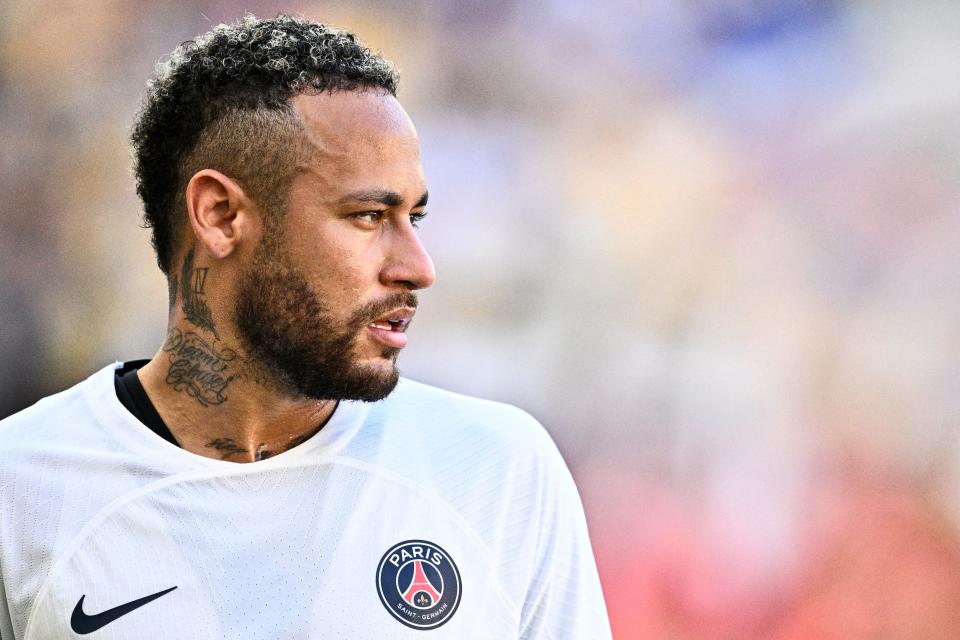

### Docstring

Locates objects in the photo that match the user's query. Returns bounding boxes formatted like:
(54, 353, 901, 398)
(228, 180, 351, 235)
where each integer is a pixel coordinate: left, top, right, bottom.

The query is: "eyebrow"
(339, 189, 429, 208)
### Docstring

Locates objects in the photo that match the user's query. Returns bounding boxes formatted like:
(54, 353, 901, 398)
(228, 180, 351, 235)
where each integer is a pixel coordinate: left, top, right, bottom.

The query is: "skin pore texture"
(137, 90, 435, 462)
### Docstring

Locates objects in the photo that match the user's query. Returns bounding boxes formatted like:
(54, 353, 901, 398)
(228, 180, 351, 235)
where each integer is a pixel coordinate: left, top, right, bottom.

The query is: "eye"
(410, 210, 428, 228)
(352, 210, 385, 224)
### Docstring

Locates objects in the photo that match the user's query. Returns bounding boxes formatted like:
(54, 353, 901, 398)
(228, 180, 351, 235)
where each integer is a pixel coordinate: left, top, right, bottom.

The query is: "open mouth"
(365, 307, 415, 349)
(367, 309, 414, 333)
(367, 318, 410, 332)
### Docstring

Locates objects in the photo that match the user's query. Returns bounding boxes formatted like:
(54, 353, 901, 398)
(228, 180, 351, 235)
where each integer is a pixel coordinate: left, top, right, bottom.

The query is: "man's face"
(234, 90, 435, 401)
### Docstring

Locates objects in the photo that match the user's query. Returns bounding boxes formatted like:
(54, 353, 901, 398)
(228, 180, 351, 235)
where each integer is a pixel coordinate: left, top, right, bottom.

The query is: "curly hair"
(131, 14, 399, 275)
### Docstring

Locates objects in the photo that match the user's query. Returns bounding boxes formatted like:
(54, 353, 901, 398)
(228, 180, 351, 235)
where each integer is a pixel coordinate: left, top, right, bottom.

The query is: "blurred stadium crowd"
(4, 0, 960, 637)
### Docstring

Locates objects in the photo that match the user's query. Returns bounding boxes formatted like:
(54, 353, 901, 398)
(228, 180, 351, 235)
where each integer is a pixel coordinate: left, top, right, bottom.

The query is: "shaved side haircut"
(131, 14, 399, 277)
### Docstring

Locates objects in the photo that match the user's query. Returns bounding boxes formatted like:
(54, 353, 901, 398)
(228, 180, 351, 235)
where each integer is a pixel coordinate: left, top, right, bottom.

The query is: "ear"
(184, 169, 252, 260)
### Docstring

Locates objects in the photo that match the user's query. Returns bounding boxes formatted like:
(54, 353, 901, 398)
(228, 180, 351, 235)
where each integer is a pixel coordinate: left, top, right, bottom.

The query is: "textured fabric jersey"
(0, 363, 610, 639)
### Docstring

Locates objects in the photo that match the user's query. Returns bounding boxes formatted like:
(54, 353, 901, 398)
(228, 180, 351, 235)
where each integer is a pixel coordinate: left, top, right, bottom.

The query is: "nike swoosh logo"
(70, 586, 177, 635)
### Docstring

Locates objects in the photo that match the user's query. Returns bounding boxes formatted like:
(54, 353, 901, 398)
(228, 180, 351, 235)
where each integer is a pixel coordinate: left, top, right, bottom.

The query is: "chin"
(291, 360, 401, 403)
(354, 358, 402, 394)
(341, 367, 401, 402)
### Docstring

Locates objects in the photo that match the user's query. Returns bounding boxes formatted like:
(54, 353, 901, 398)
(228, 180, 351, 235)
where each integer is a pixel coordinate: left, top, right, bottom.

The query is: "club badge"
(376, 540, 462, 630)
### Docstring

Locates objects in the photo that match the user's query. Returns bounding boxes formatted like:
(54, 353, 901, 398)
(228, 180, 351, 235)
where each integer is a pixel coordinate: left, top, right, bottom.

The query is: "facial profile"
(233, 89, 434, 401)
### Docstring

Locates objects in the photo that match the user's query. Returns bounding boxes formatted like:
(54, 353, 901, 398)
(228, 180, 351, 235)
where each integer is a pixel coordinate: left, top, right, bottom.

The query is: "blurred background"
(4, 0, 960, 637)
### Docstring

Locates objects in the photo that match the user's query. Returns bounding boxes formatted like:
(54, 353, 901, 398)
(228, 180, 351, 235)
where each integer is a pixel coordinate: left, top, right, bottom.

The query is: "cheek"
(284, 219, 384, 301)
(304, 249, 374, 310)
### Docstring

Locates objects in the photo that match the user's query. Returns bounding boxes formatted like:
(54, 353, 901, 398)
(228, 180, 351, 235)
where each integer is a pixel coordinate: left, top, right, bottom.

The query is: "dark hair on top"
(131, 14, 399, 275)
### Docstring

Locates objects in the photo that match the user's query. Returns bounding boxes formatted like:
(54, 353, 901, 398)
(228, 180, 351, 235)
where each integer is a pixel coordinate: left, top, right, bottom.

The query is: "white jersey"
(0, 363, 610, 639)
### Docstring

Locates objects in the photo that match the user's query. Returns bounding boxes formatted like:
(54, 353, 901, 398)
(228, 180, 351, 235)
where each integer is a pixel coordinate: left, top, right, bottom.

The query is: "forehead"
(290, 90, 423, 195)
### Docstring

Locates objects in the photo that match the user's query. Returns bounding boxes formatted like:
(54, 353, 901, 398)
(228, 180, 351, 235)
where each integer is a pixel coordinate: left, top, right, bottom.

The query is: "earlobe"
(185, 169, 247, 260)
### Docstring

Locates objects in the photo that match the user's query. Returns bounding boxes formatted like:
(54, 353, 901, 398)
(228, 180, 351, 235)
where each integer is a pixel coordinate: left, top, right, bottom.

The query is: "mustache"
(348, 291, 419, 327)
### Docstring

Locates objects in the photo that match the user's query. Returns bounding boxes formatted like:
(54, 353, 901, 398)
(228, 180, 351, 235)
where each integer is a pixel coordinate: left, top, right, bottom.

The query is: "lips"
(366, 307, 415, 349)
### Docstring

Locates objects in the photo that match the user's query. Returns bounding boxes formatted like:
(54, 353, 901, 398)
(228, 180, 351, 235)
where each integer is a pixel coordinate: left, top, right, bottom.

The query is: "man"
(0, 15, 610, 639)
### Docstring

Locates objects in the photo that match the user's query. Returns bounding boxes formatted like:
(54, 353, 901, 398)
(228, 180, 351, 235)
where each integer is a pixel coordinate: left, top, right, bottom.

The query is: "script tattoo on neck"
(180, 246, 218, 337)
(162, 328, 238, 406)
(206, 438, 248, 460)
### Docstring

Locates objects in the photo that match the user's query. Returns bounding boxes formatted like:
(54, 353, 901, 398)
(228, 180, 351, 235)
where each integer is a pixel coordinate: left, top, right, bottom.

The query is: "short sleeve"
(0, 561, 14, 640)
(518, 438, 611, 640)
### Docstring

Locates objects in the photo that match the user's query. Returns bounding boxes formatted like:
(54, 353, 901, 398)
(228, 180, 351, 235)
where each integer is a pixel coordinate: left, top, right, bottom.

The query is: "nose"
(380, 224, 436, 290)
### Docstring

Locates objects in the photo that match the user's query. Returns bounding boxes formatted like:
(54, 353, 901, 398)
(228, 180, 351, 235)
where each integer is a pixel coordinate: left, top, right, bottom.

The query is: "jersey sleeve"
(518, 436, 611, 640)
(0, 561, 14, 640)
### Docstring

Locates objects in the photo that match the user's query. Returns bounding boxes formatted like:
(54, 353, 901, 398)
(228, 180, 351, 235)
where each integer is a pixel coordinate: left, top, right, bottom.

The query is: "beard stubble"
(233, 232, 417, 402)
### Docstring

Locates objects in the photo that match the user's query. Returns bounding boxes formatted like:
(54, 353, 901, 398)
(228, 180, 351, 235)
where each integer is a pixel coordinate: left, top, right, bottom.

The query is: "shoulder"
(0, 375, 93, 456)
(352, 377, 576, 503)
(0, 363, 129, 493)
(374, 377, 561, 461)
(384, 377, 531, 417)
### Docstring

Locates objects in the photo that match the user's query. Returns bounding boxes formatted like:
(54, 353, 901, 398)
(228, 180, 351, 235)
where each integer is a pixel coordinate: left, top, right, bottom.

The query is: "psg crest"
(376, 540, 462, 630)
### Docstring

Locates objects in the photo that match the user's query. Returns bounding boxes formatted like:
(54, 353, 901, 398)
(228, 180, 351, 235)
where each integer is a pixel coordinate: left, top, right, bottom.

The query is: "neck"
(137, 317, 336, 463)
